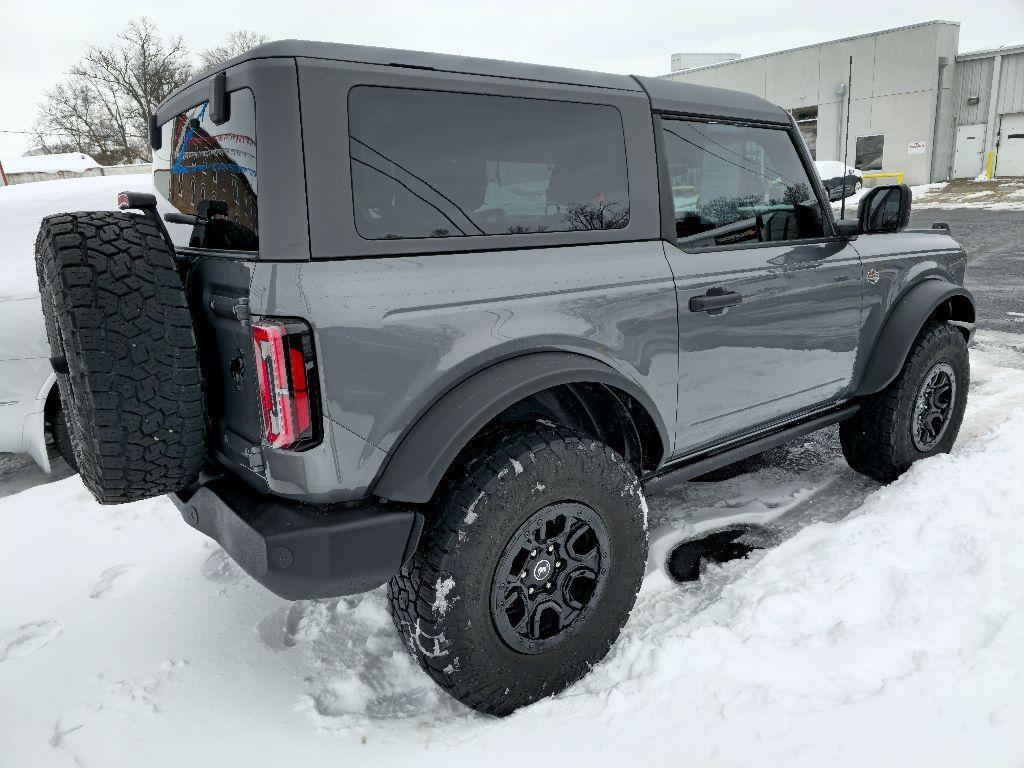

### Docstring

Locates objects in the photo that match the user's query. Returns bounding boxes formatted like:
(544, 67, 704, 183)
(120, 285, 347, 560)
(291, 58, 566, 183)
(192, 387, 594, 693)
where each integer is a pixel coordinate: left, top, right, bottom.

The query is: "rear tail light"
(251, 318, 321, 450)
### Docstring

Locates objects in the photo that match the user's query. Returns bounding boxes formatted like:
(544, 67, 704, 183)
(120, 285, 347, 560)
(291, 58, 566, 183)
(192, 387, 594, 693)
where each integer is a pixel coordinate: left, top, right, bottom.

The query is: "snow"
(0, 174, 159, 300)
(833, 180, 1024, 213)
(1, 333, 1022, 766)
(432, 576, 456, 617)
(1, 152, 99, 174)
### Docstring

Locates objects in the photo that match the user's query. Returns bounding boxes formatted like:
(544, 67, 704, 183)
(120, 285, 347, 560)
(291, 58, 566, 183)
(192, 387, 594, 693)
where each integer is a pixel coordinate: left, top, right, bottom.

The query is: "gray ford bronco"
(35, 41, 975, 716)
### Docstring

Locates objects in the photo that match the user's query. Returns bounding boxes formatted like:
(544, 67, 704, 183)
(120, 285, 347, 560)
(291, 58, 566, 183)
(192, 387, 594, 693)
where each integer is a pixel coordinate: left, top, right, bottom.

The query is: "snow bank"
(0, 174, 154, 300)
(0, 337, 1022, 767)
(1, 152, 98, 174)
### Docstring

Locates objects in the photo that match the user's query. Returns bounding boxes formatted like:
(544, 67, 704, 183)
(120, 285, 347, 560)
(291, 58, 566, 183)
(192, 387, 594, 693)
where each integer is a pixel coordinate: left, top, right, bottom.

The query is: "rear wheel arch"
(856, 279, 975, 397)
(371, 352, 668, 504)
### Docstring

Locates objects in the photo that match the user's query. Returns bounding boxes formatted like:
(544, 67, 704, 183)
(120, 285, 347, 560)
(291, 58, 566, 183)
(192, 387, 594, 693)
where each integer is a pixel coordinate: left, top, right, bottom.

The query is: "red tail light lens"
(251, 318, 321, 450)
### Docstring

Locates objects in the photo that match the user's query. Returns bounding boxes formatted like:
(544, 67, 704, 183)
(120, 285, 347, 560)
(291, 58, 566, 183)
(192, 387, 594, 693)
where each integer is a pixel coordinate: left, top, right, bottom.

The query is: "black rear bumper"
(171, 474, 423, 600)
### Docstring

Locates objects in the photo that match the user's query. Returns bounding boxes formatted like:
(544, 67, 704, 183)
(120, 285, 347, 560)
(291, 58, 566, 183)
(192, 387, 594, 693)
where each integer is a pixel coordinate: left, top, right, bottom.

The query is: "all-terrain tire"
(387, 426, 648, 716)
(841, 321, 969, 483)
(35, 211, 205, 503)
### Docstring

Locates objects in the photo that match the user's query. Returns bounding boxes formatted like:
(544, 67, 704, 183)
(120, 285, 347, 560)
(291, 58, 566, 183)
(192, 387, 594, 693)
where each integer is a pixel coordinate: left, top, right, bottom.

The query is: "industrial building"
(664, 21, 1024, 184)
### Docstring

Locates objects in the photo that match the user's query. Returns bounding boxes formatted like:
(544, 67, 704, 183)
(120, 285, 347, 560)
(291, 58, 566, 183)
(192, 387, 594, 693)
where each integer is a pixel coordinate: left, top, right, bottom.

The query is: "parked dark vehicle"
(814, 160, 864, 201)
(35, 41, 975, 716)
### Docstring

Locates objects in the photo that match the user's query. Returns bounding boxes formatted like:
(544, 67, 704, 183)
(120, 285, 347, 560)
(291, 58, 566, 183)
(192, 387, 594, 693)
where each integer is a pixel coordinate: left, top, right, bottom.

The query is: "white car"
(0, 173, 158, 470)
(813, 160, 863, 201)
(0, 294, 72, 470)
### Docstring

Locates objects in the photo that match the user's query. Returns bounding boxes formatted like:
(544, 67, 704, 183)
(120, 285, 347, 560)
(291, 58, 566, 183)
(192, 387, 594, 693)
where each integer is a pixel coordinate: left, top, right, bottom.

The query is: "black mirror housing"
(834, 219, 860, 239)
(209, 72, 231, 125)
(858, 184, 912, 234)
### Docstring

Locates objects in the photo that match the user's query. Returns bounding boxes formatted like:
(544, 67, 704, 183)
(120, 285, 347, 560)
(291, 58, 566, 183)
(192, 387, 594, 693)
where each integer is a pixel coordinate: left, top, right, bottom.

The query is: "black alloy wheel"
(911, 362, 957, 451)
(490, 502, 610, 654)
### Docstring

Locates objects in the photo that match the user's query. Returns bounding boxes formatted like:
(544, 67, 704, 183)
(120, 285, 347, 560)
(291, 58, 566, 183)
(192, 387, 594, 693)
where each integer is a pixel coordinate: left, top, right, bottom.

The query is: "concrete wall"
(663, 21, 961, 185)
(2, 164, 151, 186)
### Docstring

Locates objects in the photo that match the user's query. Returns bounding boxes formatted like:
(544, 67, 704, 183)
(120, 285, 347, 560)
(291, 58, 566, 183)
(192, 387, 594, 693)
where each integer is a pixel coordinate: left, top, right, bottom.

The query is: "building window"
(856, 134, 884, 171)
(660, 118, 825, 248)
(190, 177, 195, 204)
(231, 176, 239, 203)
(790, 106, 818, 160)
(347, 86, 630, 239)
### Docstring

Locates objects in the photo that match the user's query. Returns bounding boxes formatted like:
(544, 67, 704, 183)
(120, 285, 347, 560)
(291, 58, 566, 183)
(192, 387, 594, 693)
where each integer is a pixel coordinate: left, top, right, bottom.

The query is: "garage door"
(996, 113, 1024, 177)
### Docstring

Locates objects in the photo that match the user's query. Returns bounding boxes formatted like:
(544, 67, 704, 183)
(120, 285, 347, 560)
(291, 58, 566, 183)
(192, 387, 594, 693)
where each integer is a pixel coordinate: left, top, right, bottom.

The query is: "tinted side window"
(153, 88, 258, 252)
(661, 119, 824, 248)
(348, 87, 629, 240)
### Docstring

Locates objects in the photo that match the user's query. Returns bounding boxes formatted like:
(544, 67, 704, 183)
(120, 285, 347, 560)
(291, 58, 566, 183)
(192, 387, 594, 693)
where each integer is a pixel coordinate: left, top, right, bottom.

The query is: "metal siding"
(953, 57, 993, 124)
(997, 52, 1024, 114)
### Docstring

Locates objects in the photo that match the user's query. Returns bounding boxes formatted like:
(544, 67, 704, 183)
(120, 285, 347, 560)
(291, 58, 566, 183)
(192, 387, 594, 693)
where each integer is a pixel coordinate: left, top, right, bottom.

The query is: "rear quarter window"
(347, 86, 629, 240)
(153, 88, 258, 252)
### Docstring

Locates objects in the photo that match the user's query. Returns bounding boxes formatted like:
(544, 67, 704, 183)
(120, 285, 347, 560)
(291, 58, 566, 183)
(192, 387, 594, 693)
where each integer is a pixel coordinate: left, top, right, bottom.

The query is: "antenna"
(840, 55, 853, 220)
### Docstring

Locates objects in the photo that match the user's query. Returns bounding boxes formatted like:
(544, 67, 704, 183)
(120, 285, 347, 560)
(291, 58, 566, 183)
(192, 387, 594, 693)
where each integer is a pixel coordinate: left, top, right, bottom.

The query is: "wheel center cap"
(533, 559, 551, 581)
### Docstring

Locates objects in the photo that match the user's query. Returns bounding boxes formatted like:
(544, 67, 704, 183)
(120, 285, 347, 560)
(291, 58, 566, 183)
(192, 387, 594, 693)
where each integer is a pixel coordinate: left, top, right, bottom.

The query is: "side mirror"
(857, 184, 912, 234)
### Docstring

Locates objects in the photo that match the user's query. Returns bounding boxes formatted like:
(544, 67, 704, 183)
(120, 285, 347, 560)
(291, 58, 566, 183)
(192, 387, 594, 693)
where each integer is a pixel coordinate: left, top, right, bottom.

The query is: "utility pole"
(840, 55, 853, 221)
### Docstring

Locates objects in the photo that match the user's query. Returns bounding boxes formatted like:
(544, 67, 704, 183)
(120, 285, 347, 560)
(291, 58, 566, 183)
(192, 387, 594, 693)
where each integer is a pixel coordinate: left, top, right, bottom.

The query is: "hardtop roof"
(167, 40, 789, 125)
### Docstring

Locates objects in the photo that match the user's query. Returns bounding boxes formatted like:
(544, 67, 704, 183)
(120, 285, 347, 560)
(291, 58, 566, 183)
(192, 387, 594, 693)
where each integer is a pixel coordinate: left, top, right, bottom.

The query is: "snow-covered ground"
(834, 178, 1024, 213)
(1, 331, 1022, 767)
(2, 171, 1022, 766)
(0, 173, 157, 300)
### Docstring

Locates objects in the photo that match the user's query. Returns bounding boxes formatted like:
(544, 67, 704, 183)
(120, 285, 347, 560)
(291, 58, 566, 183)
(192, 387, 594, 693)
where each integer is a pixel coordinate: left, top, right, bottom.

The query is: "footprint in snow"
(88, 564, 141, 599)
(201, 549, 246, 584)
(0, 620, 63, 662)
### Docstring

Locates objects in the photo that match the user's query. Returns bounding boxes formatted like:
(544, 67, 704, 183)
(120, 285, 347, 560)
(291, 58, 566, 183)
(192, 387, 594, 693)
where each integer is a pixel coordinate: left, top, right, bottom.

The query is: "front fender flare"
(855, 280, 975, 396)
(372, 352, 670, 504)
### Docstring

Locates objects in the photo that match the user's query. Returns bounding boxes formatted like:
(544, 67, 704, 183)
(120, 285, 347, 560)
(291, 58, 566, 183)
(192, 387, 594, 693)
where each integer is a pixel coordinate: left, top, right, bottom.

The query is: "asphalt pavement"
(911, 208, 1023, 335)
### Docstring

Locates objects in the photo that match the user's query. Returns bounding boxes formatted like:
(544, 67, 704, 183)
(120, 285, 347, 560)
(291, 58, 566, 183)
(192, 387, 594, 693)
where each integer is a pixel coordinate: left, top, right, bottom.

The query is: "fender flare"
(372, 352, 670, 504)
(855, 280, 975, 396)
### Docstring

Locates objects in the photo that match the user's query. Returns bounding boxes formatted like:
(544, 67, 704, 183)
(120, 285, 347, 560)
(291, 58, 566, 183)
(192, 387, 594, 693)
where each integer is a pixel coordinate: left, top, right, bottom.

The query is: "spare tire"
(35, 211, 205, 503)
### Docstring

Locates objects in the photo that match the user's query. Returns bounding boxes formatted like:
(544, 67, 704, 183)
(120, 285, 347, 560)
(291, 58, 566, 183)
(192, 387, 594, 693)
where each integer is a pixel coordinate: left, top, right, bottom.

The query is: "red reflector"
(251, 318, 320, 450)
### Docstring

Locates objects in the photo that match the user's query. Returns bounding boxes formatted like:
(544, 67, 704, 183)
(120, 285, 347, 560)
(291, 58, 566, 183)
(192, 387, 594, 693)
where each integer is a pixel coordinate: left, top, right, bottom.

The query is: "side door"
(658, 116, 864, 455)
(953, 123, 986, 179)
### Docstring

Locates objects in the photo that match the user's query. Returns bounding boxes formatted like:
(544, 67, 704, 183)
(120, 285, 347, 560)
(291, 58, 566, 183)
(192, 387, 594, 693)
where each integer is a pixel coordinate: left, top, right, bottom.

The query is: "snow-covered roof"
(814, 160, 861, 178)
(0, 152, 99, 174)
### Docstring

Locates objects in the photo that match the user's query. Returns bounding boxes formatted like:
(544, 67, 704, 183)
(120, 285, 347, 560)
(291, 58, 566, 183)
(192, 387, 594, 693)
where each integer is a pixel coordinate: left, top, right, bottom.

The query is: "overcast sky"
(2, 0, 1022, 157)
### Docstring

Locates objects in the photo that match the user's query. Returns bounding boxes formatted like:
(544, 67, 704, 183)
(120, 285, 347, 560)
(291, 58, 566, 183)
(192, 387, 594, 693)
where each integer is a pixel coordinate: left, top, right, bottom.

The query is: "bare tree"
(30, 19, 192, 165)
(560, 200, 630, 231)
(197, 31, 269, 71)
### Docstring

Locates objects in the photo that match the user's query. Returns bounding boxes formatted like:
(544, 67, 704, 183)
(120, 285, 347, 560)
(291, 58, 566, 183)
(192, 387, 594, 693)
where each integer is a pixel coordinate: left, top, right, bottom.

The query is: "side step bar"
(643, 404, 859, 494)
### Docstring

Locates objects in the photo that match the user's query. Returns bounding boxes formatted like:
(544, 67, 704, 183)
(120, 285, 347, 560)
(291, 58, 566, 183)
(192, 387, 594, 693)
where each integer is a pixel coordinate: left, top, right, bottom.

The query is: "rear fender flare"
(855, 280, 975, 396)
(371, 352, 669, 504)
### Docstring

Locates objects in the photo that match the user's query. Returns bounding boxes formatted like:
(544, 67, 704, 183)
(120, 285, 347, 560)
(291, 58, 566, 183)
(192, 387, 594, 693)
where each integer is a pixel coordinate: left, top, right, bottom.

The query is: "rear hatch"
(152, 86, 264, 473)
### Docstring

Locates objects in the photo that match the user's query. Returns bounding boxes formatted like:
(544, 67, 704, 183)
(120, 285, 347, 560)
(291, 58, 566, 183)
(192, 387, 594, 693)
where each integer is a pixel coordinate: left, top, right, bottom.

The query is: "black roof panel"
(634, 76, 790, 124)
(185, 39, 641, 93)
(170, 40, 789, 126)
